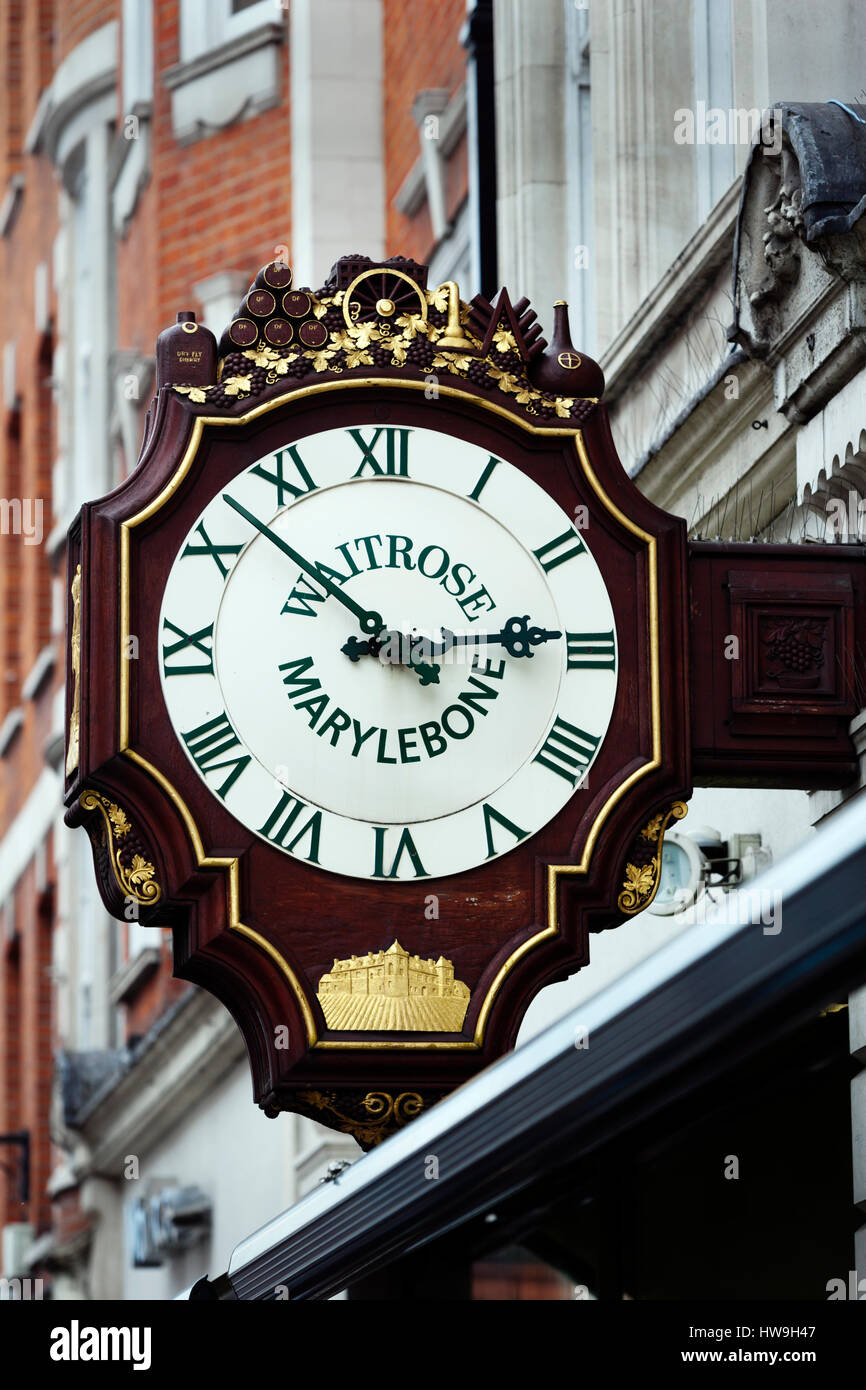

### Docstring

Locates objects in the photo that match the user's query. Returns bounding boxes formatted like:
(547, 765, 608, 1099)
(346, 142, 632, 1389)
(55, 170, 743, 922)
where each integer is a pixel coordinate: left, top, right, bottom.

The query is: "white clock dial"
(158, 423, 618, 880)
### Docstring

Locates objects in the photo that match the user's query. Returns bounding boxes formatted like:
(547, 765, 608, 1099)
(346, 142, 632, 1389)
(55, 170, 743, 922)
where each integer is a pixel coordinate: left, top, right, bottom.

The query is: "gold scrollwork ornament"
(617, 801, 688, 915)
(80, 791, 161, 905)
(297, 1090, 424, 1147)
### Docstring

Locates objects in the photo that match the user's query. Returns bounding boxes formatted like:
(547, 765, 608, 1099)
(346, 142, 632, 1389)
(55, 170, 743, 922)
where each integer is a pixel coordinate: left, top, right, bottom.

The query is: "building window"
(121, 0, 153, 113)
(179, 0, 276, 62)
(427, 201, 474, 296)
(693, 0, 735, 222)
(166, 0, 284, 144)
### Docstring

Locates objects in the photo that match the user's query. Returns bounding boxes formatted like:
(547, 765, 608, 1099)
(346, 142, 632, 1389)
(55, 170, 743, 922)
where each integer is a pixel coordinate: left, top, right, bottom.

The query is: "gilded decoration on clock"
(317, 941, 471, 1032)
(618, 802, 689, 915)
(173, 254, 599, 424)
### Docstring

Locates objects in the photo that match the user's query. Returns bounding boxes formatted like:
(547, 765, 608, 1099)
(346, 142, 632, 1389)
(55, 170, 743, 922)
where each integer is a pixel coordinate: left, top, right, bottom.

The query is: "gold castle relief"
(317, 940, 470, 1032)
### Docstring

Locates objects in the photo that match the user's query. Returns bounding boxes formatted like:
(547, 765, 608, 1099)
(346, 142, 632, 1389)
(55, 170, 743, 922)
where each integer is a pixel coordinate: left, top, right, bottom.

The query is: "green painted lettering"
(349, 426, 412, 477)
(278, 656, 321, 698)
(419, 721, 447, 757)
(182, 519, 243, 580)
(468, 455, 499, 501)
(376, 728, 397, 764)
(458, 675, 500, 717)
(533, 717, 599, 786)
(533, 528, 586, 573)
(182, 711, 250, 798)
(387, 534, 415, 570)
(317, 707, 351, 746)
(456, 586, 496, 621)
(351, 722, 378, 756)
(260, 790, 322, 862)
(294, 693, 327, 727)
(566, 630, 616, 671)
(250, 445, 317, 505)
(482, 802, 528, 858)
(372, 825, 428, 878)
(162, 618, 214, 676)
(398, 727, 421, 763)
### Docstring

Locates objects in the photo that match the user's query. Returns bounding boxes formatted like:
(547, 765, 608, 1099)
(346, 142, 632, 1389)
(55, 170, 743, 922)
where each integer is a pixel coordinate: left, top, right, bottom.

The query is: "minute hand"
(441, 614, 562, 659)
(223, 495, 385, 635)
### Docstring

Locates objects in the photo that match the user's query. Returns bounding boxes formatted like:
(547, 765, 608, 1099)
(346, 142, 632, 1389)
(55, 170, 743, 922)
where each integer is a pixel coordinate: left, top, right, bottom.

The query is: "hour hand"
(341, 629, 441, 685)
(342, 634, 375, 662)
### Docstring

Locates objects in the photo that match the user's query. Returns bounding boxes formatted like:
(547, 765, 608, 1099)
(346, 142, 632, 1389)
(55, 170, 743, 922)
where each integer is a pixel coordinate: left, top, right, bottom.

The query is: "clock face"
(158, 423, 618, 880)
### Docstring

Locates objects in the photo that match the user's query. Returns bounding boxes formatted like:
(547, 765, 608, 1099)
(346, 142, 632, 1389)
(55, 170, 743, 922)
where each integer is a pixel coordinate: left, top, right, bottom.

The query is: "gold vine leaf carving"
(304, 348, 337, 373)
(395, 312, 426, 340)
(625, 862, 656, 896)
(127, 854, 155, 887)
(492, 326, 518, 353)
(108, 804, 131, 838)
(617, 801, 689, 915)
(344, 345, 375, 369)
(80, 791, 162, 906)
(222, 375, 253, 396)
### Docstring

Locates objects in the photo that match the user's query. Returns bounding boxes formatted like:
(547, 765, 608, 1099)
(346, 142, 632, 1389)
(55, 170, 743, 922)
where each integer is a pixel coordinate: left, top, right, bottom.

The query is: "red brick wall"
(0, 0, 61, 1242)
(55, 0, 115, 66)
(122, 932, 189, 1041)
(0, 862, 53, 1235)
(154, 1, 291, 331)
(0, 0, 472, 1262)
(383, 0, 468, 263)
(0, 166, 58, 834)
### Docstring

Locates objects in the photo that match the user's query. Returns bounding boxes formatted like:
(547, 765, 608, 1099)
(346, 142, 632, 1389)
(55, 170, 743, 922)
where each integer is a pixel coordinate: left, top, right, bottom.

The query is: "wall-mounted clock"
(65, 255, 693, 1145)
(158, 424, 619, 881)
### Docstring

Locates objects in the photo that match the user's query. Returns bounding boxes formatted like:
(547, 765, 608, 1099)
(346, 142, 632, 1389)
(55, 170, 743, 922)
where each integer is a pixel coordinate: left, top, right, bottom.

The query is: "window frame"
(179, 0, 276, 63)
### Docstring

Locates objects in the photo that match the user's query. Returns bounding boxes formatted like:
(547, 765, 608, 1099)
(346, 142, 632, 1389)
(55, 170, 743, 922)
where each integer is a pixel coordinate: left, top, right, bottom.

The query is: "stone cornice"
(601, 180, 741, 402)
(75, 989, 246, 1177)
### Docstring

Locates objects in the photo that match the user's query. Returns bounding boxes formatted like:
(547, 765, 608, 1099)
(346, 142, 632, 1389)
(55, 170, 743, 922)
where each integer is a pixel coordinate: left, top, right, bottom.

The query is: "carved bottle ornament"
(155, 311, 217, 390)
(529, 300, 605, 399)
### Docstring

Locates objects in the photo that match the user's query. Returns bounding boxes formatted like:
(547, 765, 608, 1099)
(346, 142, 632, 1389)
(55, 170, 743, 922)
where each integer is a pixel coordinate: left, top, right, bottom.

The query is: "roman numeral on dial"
(182, 712, 251, 798)
(532, 528, 585, 572)
(259, 790, 322, 863)
(162, 618, 214, 676)
(468, 455, 499, 501)
(372, 826, 428, 878)
(182, 520, 243, 579)
(349, 427, 412, 477)
(250, 446, 317, 506)
(482, 803, 528, 859)
(566, 630, 616, 671)
(533, 717, 600, 786)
